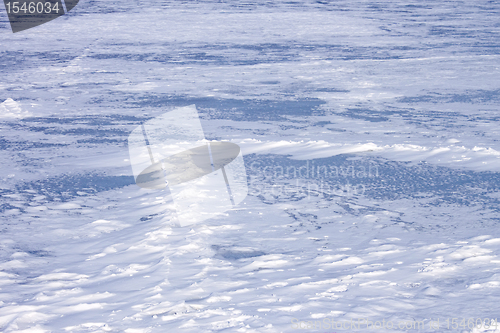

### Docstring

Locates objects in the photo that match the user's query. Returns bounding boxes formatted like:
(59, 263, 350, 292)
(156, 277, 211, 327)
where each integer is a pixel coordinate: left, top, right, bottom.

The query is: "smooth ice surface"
(1, 0, 500, 332)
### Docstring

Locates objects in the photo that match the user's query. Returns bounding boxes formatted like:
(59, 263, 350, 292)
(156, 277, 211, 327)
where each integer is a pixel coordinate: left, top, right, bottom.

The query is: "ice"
(1, 0, 500, 332)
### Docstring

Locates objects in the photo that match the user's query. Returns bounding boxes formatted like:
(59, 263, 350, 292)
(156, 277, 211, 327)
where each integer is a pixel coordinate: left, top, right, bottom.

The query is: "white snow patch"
(0, 98, 31, 119)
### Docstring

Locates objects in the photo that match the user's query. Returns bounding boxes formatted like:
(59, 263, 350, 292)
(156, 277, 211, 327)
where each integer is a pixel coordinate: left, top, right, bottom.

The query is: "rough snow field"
(1, 0, 500, 332)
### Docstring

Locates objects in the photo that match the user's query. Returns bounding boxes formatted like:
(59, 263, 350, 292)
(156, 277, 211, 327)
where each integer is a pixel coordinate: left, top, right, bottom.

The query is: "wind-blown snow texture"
(1, 0, 500, 332)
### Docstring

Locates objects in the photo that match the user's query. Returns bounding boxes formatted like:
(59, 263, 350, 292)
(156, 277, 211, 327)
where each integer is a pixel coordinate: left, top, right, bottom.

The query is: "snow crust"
(1, 0, 500, 332)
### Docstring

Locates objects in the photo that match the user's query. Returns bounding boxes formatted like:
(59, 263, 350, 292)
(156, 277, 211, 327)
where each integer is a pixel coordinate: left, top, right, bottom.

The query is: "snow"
(1, 0, 500, 332)
(0, 99, 31, 119)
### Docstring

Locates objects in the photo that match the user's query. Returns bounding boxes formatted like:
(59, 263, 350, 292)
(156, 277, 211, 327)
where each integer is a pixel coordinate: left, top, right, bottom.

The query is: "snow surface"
(1, 0, 500, 332)
(0, 99, 31, 119)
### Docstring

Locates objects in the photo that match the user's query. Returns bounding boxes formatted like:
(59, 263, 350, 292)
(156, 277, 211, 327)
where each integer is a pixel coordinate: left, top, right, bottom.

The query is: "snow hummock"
(0, 98, 31, 119)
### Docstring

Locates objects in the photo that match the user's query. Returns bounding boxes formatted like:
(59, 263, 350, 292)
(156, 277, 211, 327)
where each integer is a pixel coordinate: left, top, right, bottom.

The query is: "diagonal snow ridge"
(0, 98, 31, 119)
(237, 139, 500, 172)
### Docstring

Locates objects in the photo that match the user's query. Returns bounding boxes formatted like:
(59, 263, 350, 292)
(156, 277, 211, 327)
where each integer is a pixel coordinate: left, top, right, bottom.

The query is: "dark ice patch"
(131, 96, 326, 121)
(16, 174, 135, 201)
